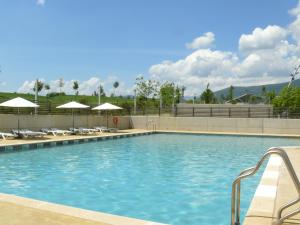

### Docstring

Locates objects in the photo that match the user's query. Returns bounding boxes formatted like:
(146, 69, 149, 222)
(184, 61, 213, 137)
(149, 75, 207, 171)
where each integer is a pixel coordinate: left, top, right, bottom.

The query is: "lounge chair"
(93, 126, 118, 133)
(69, 128, 90, 135)
(0, 132, 16, 140)
(41, 128, 71, 136)
(51, 128, 72, 135)
(78, 127, 98, 134)
(12, 129, 47, 138)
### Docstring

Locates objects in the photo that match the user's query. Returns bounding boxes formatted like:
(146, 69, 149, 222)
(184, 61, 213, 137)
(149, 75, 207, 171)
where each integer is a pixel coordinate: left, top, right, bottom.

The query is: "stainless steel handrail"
(231, 147, 300, 225)
(146, 120, 156, 131)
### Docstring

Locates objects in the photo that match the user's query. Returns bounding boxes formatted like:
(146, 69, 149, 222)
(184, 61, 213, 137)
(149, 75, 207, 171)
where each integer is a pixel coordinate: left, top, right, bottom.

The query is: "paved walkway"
(244, 147, 300, 225)
(0, 129, 148, 147)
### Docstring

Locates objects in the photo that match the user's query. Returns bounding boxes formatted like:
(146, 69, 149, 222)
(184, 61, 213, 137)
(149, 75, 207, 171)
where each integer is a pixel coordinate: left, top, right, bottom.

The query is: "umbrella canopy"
(56, 101, 90, 132)
(0, 97, 39, 108)
(92, 103, 122, 127)
(56, 101, 89, 109)
(92, 103, 122, 110)
(0, 97, 39, 135)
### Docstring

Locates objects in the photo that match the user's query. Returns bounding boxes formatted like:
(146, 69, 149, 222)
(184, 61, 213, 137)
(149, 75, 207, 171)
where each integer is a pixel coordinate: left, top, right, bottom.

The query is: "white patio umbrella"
(0, 97, 39, 134)
(56, 101, 90, 131)
(92, 103, 122, 127)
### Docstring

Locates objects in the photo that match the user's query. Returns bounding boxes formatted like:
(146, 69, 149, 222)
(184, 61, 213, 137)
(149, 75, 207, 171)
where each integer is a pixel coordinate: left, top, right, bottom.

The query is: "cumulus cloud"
(186, 32, 215, 49)
(149, 2, 300, 96)
(239, 25, 287, 52)
(18, 76, 132, 96)
(36, 0, 46, 6)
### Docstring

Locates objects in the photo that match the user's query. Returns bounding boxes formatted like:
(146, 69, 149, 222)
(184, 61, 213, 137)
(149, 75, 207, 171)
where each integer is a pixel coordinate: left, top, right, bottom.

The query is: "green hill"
(214, 79, 300, 99)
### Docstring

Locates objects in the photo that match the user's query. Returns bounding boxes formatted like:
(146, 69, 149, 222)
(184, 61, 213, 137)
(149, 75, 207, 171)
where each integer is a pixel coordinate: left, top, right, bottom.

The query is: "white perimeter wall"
(130, 116, 300, 135)
(1, 114, 300, 135)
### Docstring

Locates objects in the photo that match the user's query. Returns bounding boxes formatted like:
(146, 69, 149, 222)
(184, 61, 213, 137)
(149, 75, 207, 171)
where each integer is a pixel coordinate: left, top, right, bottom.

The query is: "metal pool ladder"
(146, 119, 156, 131)
(231, 147, 300, 225)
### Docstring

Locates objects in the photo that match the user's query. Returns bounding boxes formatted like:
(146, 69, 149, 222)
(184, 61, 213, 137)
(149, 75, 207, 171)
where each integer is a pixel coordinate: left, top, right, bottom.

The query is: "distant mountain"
(214, 79, 300, 99)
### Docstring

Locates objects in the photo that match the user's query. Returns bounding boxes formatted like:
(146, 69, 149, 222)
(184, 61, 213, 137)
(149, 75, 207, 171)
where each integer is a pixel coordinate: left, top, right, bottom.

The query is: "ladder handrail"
(146, 119, 156, 131)
(231, 147, 300, 225)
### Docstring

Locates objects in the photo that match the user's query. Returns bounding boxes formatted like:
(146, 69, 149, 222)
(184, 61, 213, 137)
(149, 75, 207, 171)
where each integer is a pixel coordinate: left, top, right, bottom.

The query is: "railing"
(146, 119, 156, 131)
(231, 147, 300, 225)
(1, 96, 300, 119)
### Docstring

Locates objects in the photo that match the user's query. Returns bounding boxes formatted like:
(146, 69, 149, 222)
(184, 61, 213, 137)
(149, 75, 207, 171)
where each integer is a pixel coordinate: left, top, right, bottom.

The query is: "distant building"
(226, 93, 264, 104)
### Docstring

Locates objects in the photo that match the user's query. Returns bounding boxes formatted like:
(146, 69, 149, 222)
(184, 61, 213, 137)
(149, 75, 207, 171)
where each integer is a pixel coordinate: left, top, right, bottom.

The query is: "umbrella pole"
(17, 107, 20, 136)
(72, 109, 75, 132)
(106, 111, 108, 128)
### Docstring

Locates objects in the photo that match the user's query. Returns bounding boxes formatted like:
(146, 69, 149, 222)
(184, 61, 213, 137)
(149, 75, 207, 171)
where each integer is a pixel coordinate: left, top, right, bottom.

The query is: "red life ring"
(113, 117, 119, 125)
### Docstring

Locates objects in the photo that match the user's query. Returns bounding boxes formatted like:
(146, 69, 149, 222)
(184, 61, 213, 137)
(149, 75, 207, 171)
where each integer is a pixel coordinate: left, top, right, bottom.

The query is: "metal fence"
(133, 106, 300, 119)
(0, 98, 300, 119)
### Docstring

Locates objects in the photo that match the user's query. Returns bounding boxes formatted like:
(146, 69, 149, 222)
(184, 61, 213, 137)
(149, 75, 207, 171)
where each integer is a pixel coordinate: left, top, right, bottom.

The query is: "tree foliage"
(59, 78, 64, 94)
(227, 85, 234, 101)
(33, 80, 44, 93)
(113, 81, 119, 89)
(73, 81, 79, 95)
(272, 86, 300, 110)
(200, 83, 217, 104)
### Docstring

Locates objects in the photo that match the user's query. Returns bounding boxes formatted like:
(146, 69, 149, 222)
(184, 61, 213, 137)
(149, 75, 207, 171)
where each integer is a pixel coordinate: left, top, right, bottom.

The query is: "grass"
(0, 92, 134, 115)
(0, 92, 133, 105)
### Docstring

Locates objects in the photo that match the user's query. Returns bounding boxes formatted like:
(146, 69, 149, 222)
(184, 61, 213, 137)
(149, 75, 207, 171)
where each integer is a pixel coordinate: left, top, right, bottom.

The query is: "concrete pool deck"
(243, 147, 300, 225)
(0, 129, 151, 147)
(0, 129, 300, 225)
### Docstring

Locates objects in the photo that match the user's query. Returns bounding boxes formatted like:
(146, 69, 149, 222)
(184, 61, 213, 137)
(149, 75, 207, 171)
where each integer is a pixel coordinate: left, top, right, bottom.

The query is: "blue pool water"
(0, 133, 300, 225)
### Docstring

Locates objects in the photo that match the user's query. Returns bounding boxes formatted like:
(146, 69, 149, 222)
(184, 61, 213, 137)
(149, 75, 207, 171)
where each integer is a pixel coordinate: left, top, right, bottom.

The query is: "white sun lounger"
(78, 127, 98, 134)
(41, 128, 71, 136)
(0, 132, 16, 140)
(12, 129, 47, 138)
(93, 126, 118, 133)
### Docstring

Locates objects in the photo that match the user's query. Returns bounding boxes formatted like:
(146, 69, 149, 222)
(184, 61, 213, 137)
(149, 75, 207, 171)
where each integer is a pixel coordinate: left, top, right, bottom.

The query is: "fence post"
(210, 107, 213, 117)
(175, 106, 177, 117)
(192, 107, 195, 117)
(268, 108, 271, 118)
(248, 107, 250, 118)
(158, 107, 161, 116)
(229, 108, 231, 118)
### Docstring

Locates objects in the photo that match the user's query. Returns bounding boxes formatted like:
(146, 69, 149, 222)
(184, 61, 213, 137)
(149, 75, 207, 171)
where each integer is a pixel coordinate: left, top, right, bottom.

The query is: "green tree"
(58, 78, 64, 94)
(113, 81, 119, 96)
(73, 81, 79, 95)
(99, 85, 105, 97)
(272, 86, 300, 110)
(135, 76, 159, 112)
(266, 90, 276, 104)
(44, 84, 50, 97)
(227, 85, 234, 101)
(160, 82, 174, 107)
(200, 83, 217, 104)
(33, 80, 44, 93)
(181, 86, 186, 102)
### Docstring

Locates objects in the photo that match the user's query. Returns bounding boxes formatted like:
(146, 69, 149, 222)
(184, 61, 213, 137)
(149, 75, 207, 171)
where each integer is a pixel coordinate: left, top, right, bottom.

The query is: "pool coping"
(155, 129, 300, 138)
(243, 147, 300, 225)
(0, 193, 167, 225)
(0, 130, 155, 152)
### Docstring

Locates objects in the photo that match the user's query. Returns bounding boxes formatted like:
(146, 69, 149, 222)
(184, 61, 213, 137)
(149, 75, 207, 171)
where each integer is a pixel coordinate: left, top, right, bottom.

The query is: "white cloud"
(239, 25, 287, 52)
(289, 2, 300, 46)
(148, 2, 300, 96)
(36, 0, 46, 6)
(18, 76, 132, 96)
(186, 32, 215, 49)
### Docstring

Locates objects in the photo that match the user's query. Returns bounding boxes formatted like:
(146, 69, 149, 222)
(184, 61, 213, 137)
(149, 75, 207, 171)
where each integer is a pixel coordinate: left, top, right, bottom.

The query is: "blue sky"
(0, 0, 299, 95)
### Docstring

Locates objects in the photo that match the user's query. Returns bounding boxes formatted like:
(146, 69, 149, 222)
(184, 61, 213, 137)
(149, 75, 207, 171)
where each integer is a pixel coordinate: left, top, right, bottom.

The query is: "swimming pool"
(0, 133, 300, 225)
